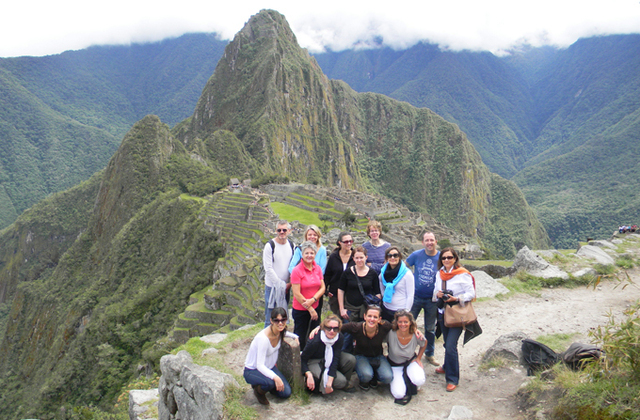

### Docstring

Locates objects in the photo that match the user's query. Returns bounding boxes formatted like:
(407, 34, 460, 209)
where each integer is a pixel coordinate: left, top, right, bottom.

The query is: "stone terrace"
(171, 184, 474, 343)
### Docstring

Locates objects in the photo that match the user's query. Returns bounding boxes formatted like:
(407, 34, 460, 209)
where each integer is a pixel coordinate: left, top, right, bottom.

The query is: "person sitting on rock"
(243, 307, 298, 405)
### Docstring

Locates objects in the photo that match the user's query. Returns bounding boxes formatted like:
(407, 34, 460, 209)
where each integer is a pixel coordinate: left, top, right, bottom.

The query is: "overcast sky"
(2, 0, 640, 58)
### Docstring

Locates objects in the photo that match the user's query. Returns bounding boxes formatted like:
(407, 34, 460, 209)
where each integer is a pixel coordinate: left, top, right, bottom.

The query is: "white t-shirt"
(263, 240, 293, 288)
(244, 329, 298, 379)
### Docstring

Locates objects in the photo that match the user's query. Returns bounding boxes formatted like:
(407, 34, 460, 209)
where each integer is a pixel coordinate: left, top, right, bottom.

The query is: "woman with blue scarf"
(379, 246, 415, 322)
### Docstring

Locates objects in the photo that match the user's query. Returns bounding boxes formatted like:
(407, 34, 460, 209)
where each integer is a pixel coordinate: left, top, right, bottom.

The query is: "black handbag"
(352, 267, 382, 306)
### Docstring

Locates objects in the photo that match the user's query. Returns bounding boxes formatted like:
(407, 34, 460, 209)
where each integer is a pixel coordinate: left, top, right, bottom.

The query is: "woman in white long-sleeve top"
(379, 246, 414, 322)
(243, 307, 299, 405)
(432, 247, 475, 392)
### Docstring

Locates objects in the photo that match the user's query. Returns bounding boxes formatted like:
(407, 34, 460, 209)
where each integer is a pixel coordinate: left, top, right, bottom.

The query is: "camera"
(437, 289, 455, 308)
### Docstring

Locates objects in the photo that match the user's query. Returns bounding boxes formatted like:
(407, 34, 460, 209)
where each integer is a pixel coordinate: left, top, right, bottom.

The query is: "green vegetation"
(461, 259, 513, 267)
(270, 202, 325, 227)
(521, 304, 640, 419)
(0, 33, 229, 230)
(535, 333, 579, 353)
(615, 255, 635, 269)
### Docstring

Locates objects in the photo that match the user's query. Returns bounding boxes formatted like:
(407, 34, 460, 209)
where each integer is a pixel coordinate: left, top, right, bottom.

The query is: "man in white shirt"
(262, 220, 294, 326)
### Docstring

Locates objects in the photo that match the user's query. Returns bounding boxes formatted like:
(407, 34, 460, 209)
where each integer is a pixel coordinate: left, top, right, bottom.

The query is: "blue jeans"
(355, 355, 393, 384)
(243, 367, 292, 398)
(411, 296, 438, 357)
(439, 313, 463, 385)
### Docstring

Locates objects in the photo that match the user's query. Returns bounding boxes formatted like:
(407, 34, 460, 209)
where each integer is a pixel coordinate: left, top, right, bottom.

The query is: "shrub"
(615, 255, 635, 269)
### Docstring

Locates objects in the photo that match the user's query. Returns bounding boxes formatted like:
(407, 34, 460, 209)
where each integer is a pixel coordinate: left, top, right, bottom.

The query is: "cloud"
(1, 0, 639, 57)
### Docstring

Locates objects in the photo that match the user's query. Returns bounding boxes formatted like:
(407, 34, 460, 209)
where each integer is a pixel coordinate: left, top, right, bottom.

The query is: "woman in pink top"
(291, 241, 326, 350)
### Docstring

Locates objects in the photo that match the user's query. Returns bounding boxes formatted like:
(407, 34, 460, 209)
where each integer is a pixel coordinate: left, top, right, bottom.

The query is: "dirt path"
(231, 271, 640, 420)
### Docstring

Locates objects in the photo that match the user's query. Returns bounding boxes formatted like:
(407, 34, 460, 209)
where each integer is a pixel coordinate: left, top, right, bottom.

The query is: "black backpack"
(522, 339, 559, 376)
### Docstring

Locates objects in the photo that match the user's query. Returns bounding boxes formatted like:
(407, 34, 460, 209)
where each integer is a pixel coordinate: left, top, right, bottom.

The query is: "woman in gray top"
(387, 310, 426, 405)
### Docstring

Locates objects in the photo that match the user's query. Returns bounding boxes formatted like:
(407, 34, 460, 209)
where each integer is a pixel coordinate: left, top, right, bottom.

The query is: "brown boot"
(252, 385, 270, 405)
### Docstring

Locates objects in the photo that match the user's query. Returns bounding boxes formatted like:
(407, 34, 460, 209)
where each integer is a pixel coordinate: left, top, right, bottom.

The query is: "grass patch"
(594, 263, 616, 275)
(270, 202, 326, 227)
(179, 193, 208, 203)
(535, 332, 579, 353)
(479, 355, 509, 371)
(224, 386, 259, 420)
(615, 255, 635, 269)
(498, 272, 543, 296)
(461, 259, 513, 267)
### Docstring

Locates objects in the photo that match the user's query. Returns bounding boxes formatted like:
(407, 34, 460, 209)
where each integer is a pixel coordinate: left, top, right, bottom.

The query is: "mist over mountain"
(2, 23, 638, 247)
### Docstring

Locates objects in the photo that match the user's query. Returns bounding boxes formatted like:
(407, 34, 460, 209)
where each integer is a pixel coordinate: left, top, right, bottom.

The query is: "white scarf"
(320, 330, 339, 393)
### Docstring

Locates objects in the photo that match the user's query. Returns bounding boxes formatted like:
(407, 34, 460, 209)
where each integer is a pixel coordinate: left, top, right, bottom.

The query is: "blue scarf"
(380, 262, 408, 303)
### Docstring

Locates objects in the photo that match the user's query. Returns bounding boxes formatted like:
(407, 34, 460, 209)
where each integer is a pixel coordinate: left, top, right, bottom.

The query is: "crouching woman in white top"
(244, 307, 299, 405)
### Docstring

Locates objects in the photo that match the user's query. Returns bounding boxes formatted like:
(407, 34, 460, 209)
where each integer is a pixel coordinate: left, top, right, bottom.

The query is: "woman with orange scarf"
(432, 247, 475, 392)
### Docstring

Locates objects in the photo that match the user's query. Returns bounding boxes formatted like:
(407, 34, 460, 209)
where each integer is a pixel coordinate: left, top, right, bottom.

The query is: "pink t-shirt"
(290, 261, 323, 311)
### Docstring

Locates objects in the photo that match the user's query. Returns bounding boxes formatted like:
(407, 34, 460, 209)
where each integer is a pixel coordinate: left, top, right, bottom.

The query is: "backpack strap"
(268, 238, 295, 262)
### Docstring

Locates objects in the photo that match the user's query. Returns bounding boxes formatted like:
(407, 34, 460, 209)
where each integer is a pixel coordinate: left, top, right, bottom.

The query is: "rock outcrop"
(158, 351, 238, 420)
(512, 246, 569, 279)
(576, 245, 615, 265)
(471, 270, 510, 298)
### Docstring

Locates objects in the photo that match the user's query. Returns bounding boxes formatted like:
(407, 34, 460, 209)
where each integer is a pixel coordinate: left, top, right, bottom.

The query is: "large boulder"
(576, 245, 615, 265)
(158, 350, 238, 420)
(471, 270, 509, 298)
(483, 331, 530, 364)
(512, 246, 569, 279)
(588, 240, 617, 249)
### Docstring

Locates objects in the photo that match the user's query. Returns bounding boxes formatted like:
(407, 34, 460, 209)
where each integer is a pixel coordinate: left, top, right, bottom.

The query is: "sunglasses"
(276, 228, 288, 233)
(324, 326, 340, 332)
(271, 318, 287, 324)
(341, 240, 353, 244)
(388, 253, 400, 259)
(442, 256, 455, 260)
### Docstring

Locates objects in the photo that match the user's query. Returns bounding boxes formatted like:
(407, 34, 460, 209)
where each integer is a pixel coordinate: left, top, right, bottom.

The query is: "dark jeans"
(439, 313, 463, 385)
(243, 366, 292, 398)
(381, 304, 396, 323)
(292, 308, 320, 351)
(411, 296, 438, 357)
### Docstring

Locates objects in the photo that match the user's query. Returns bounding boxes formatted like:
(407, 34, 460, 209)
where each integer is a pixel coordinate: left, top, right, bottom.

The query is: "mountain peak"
(238, 9, 298, 46)
(181, 9, 361, 189)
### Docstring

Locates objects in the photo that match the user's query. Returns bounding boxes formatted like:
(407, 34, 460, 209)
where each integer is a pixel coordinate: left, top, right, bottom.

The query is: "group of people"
(618, 225, 638, 233)
(243, 219, 481, 406)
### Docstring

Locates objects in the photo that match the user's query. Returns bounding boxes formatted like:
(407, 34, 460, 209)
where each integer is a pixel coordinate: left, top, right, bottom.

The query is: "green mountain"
(315, 35, 640, 247)
(0, 33, 227, 229)
(0, 10, 548, 418)
(511, 35, 640, 247)
(313, 43, 537, 178)
(173, 10, 547, 255)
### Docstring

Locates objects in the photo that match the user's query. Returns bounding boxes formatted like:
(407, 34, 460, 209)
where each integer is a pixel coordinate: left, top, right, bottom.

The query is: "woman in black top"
(323, 232, 355, 315)
(338, 246, 381, 322)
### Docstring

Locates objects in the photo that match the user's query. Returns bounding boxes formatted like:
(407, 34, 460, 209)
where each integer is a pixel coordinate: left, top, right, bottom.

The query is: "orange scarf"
(439, 266, 476, 298)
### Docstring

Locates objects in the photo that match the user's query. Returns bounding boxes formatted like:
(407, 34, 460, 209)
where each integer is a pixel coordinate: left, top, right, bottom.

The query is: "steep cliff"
(0, 117, 222, 418)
